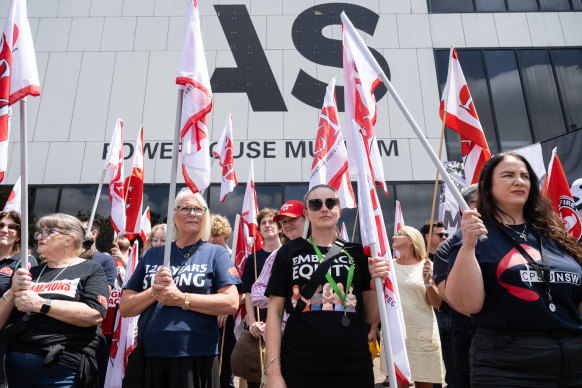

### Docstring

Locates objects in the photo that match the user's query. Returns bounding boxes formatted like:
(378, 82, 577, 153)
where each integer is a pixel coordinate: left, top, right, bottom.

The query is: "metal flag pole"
(163, 89, 184, 268)
(353, 122, 398, 388)
(19, 100, 29, 270)
(340, 11, 486, 242)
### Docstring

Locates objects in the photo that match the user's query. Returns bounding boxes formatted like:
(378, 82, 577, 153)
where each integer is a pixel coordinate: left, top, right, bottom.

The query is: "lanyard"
(309, 237, 354, 307)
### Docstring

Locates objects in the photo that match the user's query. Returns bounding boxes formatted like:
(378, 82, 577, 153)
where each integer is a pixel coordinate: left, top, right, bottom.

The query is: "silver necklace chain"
(503, 223, 528, 241)
(35, 258, 78, 286)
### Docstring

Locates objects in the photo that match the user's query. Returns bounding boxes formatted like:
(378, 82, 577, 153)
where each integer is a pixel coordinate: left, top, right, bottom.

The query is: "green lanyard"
(309, 237, 355, 307)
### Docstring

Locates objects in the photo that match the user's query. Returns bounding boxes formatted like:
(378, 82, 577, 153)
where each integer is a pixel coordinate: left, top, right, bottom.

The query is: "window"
(475, 0, 505, 12)
(552, 49, 582, 133)
(428, 0, 473, 13)
(507, 0, 538, 11)
(428, 0, 580, 12)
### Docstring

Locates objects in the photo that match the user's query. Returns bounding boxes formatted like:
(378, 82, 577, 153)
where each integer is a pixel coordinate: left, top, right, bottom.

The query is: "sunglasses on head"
(307, 198, 340, 212)
(0, 222, 20, 231)
(434, 232, 449, 238)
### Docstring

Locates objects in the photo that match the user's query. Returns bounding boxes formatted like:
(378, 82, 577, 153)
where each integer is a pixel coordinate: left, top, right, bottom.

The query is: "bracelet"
(2, 290, 13, 302)
(264, 356, 280, 376)
(181, 293, 191, 310)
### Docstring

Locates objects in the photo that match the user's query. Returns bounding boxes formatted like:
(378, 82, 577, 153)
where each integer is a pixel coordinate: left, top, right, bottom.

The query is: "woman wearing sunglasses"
(0, 210, 38, 294)
(446, 153, 582, 387)
(0, 213, 109, 387)
(120, 188, 240, 388)
(264, 184, 389, 388)
(391, 226, 444, 387)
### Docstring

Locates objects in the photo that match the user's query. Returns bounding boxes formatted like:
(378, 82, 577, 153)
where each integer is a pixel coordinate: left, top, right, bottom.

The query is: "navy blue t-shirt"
(125, 242, 241, 357)
(448, 221, 582, 332)
(241, 249, 271, 322)
(0, 253, 37, 294)
(93, 251, 117, 287)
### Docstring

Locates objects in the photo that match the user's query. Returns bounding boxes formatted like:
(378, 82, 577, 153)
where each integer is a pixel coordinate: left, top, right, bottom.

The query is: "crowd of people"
(0, 152, 580, 387)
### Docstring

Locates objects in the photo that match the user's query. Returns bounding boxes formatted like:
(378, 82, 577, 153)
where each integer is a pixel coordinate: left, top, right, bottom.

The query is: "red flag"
(139, 206, 151, 243)
(176, 0, 212, 194)
(232, 215, 248, 339)
(213, 114, 238, 202)
(393, 200, 405, 259)
(310, 78, 356, 208)
(124, 126, 144, 234)
(440, 47, 490, 184)
(3, 174, 20, 213)
(104, 241, 140, 388)
(106, 119, 125, 234)
(342, 23, 387, 195)
(351, 120, 411, 385)
(240, 160, 263, 270)
(0, 0, 40, 183)
(542, 148, 582, 240)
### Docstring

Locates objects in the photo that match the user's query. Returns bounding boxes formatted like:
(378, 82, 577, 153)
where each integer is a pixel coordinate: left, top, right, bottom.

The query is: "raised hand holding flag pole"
(340, 12, 486, 243)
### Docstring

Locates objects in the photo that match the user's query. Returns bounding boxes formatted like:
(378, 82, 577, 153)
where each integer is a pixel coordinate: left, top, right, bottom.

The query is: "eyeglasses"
(433, 232, 449, 238)
(394, 231, 406, 237)
(307, 198, 340, 212)
(0, 222, 20, 231)
(175, 206, 207, 216)
(34, 228, 66, 240)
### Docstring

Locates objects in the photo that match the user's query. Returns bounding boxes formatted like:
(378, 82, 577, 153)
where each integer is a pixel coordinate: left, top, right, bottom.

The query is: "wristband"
(2, 290, 13, 302)
(424, 281, 433, 288)
(264, 356, 280, 376)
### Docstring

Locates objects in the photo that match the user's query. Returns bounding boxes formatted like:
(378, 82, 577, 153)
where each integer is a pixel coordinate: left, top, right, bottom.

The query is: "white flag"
(106, 119, 125, 233)
(392, 200, 405, 259)
(139, 206, 151, 243)
(3, 174, 20, 213)
(213, 114, 238, 202)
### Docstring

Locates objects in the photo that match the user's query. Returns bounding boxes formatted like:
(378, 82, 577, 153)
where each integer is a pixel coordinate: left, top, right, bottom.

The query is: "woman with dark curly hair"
(446, 152, 582, 387)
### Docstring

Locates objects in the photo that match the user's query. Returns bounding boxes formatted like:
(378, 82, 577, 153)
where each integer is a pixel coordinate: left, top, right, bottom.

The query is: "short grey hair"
(461, 183, 478, 204)
(172, 188, 211, 241)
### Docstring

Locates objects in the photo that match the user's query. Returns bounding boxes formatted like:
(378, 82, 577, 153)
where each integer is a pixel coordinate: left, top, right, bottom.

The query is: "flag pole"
(252, 242, 264, 374)
(351, 208, 359, 242)
(426, 112, 447, 257)
(163, 89, 184, 268)
(340, 12, 486, 242)
(19, 100, 29, 270)
(352, 124, 397, 388)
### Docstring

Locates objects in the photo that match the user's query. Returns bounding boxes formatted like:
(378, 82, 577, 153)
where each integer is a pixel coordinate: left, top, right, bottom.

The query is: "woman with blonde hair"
(144, 224, 167, 252)
(391, 225, 444, 387)
(0, 213, 109, 387)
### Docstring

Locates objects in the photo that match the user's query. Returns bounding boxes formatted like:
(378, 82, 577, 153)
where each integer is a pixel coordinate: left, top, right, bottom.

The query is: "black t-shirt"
(92, 251, 117, 287)
(7, 259, 109, 351)
(0, 253, 38, 294)
(241, 249, 271, 321)
(448, 221, 582, 332)
(265, 238, 372, 373)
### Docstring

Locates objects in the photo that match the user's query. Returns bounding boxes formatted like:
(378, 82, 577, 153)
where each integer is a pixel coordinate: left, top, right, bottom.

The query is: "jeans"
(434, 308, 458, 388)
(6, 351, 78, 388)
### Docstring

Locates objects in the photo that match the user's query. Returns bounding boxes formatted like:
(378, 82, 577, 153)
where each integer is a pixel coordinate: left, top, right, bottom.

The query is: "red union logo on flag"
(559, 196, 582, 240)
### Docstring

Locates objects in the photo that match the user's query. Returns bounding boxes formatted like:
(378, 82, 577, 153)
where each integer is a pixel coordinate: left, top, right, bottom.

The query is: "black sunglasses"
(0, 222, 20, 231)
(307, 198, 340, 212)
(434, 232, 449, 238)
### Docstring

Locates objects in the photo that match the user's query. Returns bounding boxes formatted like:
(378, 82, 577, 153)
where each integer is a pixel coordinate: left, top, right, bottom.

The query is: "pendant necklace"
(504, 222, 528, 241)
(177, 240, 201, 259)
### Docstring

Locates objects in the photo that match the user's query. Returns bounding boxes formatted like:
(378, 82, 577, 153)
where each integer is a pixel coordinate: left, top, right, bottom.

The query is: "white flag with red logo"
(240, 160, 263, 268)
(124, 125, 144, 234)
(232, 215, 248, 339)
(139, 206, 151, 243)
(0, 0, 40, 183)
(542, 148, 582, 240)
(3, 174, 20, 213)
(310, 78, 356, 208)
(213, 114, 238, 202)
(176, 0, 212, 194)
(104, 241, 140, 388)
(393, 200, 405, 259)
(342, 21, 387, 195)
(106, 119, 125, 234)
(440, 47, 491, 185)
(351, 120, 411, 386)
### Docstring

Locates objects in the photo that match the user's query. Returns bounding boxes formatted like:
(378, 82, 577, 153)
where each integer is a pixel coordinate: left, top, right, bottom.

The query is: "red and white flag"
(240, 160, 263, 269)
(393, 200, 405, 259)
(213, 114, 237, 202)
(440, 47, 490, 185)
(232, 215, 247, 339)
(124, 125, 144, 234)
(106, 119, 125, 234)
(351, 120, 411, 386)
(139, 206, 151, 243)
(176, 0, 212, 194)
(340, 222, 349, 241)
(104, 241, 140, 388)
(310, 78, 356, 208)
(542, 148, 582, 240)
(0, 0, 40, 183)
(342, 22, 387, 195)
(3, 174, 20, 213)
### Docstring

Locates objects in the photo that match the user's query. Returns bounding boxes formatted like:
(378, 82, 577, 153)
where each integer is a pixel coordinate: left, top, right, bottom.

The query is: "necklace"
(176, 240, 201, 259)
(35, 258, 79, 286)
(503, 223, 528, 241)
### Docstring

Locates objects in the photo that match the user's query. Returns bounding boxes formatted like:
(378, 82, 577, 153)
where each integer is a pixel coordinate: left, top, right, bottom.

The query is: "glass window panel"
(30, 187, 59, 224)
(284, 184, 309, 202)
(428, 0, 474, 13)
(484, 50, 532, 150)
(475, 0, 506, 12)
(573, 0, 582, 10)
(507, 0, 538, 11)
(142, 185, 174, 226)
(255, 185, 283, 213)
(539, 0, 570, 10)
(517, 50, 566, 142)
(394, 183, 435, 232)
(551, 49, 582, 133)
(207, 184, 246, 239)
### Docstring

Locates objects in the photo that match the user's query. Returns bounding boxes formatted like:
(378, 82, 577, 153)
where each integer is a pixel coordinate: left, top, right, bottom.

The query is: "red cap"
(273, 200, 305, 222)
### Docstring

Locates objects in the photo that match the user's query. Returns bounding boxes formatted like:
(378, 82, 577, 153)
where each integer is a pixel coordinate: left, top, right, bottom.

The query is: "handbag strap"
(138, 241, 205, 345)
(293, 238, 347, 313)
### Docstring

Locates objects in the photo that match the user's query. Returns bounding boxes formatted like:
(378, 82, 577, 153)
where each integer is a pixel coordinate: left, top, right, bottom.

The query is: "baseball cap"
(273, 200, 305, 222)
